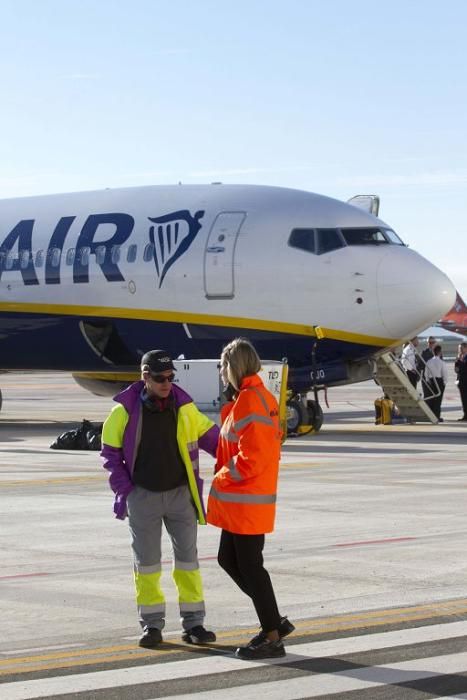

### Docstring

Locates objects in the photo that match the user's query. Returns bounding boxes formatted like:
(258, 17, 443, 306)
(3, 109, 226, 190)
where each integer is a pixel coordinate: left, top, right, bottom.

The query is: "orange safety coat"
(207, 374, 282, 535)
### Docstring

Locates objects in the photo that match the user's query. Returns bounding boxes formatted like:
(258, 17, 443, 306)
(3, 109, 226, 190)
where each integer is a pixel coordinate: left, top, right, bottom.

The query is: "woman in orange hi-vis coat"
(207, 338, 294, 660)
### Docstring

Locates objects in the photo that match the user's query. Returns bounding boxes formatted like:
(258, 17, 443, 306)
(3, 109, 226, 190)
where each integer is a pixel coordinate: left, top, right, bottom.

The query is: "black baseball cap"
(141, 349, 176, 374)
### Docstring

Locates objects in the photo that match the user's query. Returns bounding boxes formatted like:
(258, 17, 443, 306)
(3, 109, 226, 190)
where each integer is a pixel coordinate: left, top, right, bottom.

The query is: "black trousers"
(459, 382, 467, 418)
(426, 378, 445, 419)
(406, 370, 418, 388)
(422, 375, 431, 399)
(217, 530, 281, 633)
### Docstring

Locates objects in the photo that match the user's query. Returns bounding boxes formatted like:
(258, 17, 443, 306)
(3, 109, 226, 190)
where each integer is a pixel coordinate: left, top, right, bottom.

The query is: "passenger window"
(95, 245, 106, 265)
(288, 229, 316, 254)
(127, 244, 137, 263)
(143, 243, 154, 262)
(19, 250, 30, 270)
(316, 229, 345, 254)
(111, 245, 121, 264)
(340, 228, 388, 245)
(66, 248, 76, 265)
(35, 250, 44, 267)
(47, 247, 61, 267)
(5, 252, 15, 270)
(78, 247, 90, 266)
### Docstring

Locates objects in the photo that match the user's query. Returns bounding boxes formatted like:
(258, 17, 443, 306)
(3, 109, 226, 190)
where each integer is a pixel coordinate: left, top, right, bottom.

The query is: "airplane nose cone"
(377, 247, 456, 338)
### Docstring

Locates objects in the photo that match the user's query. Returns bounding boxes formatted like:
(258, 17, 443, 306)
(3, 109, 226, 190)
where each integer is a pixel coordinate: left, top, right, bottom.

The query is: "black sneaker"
(182, 625, 216, 644)
(248, 616, 295, 647)
(235, 637, 286, 660)
(138, 627, 163, 648)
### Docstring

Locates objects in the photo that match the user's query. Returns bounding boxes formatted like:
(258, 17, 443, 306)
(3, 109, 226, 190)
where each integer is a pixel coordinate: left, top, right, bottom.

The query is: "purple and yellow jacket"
(101, 381, 219, 522)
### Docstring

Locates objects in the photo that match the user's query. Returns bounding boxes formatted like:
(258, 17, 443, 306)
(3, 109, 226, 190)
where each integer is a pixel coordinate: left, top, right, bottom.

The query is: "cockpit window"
(289, 226, 404, 255)
(383, 228, 405, 245)
(316, 229, 345, 254)
(340, 228, 388, 245)
(288, 228, 316, 254)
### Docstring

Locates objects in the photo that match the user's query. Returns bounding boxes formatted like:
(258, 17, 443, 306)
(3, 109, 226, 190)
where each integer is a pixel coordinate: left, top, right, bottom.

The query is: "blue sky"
(1, 0, 466, 302)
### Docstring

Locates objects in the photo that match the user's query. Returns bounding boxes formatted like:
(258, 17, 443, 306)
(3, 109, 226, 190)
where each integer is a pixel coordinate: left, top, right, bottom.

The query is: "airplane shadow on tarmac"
(327, 405, 464, 422)
(285, 444, 448, 454)
(285, 429, 467, 450)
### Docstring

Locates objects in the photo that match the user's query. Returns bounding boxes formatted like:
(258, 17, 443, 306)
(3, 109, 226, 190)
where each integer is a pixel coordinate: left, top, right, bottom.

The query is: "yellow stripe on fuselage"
(316, 326, 394, 345)
(0, 301, 396, 347)
(73, 371, 139, 381)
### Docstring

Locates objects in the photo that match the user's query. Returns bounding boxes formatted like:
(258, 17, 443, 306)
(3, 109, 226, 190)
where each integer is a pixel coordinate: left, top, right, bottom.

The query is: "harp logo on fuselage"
(0, 209, 205, 287)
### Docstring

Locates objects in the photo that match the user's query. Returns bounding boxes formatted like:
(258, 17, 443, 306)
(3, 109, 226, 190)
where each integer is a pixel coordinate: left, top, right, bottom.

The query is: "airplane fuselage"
(0, 184, 456, 392)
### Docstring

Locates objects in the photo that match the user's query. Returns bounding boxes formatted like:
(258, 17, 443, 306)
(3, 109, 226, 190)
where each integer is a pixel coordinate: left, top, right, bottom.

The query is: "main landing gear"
(286, 394, 323, 435)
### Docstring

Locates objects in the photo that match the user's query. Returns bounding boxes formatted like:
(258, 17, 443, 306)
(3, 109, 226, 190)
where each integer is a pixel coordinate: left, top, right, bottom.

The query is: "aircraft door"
(204, 211, 246, 298)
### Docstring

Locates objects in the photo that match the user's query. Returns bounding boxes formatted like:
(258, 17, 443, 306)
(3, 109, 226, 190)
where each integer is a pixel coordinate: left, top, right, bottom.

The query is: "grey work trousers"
(127, 484, 205, 631)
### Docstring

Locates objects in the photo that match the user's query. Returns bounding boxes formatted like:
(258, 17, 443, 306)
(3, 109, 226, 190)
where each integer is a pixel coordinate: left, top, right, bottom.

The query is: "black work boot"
(182, 625, 216, 644)
(138, 627, 163, 648)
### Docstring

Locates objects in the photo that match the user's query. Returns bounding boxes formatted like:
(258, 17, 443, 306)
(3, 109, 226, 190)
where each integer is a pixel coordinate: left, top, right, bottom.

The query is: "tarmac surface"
(0, 366, 466, 698)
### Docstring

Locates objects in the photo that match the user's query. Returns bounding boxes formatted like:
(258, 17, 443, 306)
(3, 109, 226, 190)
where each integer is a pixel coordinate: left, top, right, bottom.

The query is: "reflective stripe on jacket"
(207, 374, 282, 535)
(101, 381, 219, 522)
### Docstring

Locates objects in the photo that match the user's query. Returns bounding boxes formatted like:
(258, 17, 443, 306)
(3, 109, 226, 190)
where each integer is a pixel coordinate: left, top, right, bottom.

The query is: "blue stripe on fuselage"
(0, 312, 382, 391)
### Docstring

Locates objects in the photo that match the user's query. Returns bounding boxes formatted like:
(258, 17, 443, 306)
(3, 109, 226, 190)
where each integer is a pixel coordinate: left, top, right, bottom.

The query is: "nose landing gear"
(286, 337, 325, 436)
(286, 394, 323, 435)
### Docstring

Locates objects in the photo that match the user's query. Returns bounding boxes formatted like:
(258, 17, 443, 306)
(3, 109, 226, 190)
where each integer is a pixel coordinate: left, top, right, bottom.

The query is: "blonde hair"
(221, 337, 261, 391)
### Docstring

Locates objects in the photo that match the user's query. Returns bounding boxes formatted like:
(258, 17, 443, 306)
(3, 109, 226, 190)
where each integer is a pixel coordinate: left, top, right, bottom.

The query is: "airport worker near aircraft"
(101, 349, 219, 648)
(421, 336, 436, 399)
(454, 342, 467, 421)
(207, 337, 294, 660)
(424, 344, 448, 421)
(421, 336, 436, 363)
(401, 337, 421, 388)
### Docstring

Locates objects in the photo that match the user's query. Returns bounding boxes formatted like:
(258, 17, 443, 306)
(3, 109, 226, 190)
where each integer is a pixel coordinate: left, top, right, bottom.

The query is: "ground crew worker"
(207, 338, 294, 660)
(455, 342, 467, 421)
(401, 337, 420, 388)
(424, 344, 448, 420)
(421, 336, 436, 399)
(101, 349, 219, 648)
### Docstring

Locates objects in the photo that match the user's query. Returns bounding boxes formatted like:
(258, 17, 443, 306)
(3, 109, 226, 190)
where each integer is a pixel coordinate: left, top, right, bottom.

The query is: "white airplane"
(0, 184, 456, 431)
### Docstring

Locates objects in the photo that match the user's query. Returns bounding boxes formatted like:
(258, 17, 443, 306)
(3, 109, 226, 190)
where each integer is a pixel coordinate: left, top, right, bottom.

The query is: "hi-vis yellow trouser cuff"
(173, 561, 205, 613)
(134, 565, 165, 616)
(134, 562, 205, 616)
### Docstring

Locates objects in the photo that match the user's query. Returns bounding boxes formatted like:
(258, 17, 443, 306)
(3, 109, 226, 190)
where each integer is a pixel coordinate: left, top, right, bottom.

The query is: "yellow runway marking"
(2, 598, 467, 676)
(0, 650, 181, 676)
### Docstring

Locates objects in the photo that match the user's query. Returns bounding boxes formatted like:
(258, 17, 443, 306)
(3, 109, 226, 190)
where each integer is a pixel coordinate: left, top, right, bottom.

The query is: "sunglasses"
(150, 373, 176, 384)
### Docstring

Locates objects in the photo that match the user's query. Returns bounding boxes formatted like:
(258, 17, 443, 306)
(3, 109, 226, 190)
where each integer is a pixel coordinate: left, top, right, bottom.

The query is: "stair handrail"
(396, 348, 441, 401)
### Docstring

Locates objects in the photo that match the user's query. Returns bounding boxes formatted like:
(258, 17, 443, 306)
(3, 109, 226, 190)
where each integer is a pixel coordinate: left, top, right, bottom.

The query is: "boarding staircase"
(374, 352, 438, 423)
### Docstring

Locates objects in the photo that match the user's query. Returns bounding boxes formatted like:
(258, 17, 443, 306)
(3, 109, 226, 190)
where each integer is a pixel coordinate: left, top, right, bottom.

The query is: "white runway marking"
(149, 652, 467, 699)
(2, 620, 467, 699)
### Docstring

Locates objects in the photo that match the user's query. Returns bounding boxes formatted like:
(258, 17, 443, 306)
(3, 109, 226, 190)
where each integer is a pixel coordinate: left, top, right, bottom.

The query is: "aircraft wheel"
(307, 399, 324, 432)
(286, 397, 312, 435)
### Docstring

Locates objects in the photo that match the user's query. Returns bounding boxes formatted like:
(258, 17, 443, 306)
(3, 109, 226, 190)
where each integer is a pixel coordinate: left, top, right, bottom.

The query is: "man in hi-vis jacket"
(101, 349, 219, 648)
